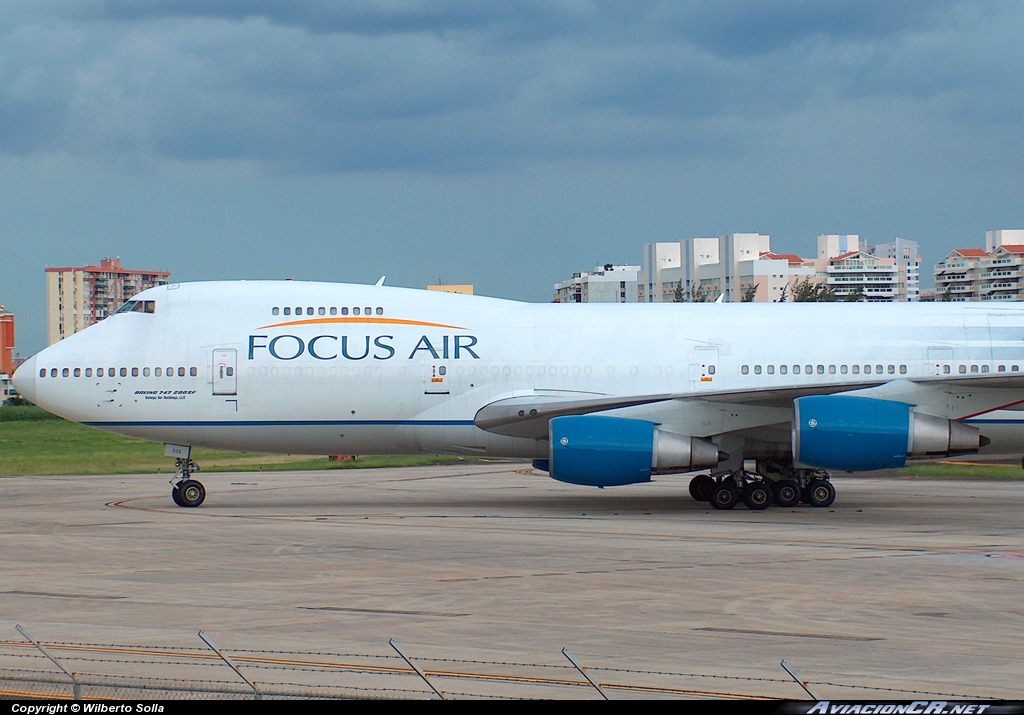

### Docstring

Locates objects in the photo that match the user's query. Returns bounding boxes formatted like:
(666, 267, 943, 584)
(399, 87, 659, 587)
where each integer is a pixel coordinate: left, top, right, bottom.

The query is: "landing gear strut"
(689, 461, 838, 511)
(171, 458, 205, 508)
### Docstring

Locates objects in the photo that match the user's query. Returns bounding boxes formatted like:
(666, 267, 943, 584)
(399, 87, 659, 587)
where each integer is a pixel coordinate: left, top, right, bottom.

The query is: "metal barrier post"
(15, 625, 81, 700)
(389, 638, 447, 700)
(781, 659, 818, 699)
(562, 648, 609, 700)
(198, 631, 261, 700)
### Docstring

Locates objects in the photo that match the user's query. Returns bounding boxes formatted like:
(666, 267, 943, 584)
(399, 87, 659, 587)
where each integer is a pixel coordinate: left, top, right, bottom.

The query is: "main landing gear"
(171, 458, 205, 508)
(688, 466, 835, 511)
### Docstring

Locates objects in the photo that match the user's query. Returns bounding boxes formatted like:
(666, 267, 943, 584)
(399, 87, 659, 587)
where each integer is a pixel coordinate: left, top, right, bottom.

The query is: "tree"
(843, 285, 865, 302)
(689, 283, 709, 303)
(672, 280, 684, 302)
(741, 283, 759, 302)
(791, 278, 837, 302)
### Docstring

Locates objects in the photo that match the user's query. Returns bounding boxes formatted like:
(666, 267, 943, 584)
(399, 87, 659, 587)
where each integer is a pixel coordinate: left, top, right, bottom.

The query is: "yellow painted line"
(257, 317, 466, 330)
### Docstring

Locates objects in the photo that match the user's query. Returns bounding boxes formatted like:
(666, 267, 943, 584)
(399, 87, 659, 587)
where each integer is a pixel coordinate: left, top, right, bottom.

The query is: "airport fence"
(0, 627, 1002, 701)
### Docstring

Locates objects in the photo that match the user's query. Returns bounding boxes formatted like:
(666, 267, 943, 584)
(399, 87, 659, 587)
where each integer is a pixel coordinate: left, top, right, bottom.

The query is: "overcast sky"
(1, 0, 1021, 355)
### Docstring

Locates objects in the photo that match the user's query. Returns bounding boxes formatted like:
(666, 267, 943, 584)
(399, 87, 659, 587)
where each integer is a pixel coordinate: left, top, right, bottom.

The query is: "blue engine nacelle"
(548, 415, 721, 487)
(793, 395, 982, 472)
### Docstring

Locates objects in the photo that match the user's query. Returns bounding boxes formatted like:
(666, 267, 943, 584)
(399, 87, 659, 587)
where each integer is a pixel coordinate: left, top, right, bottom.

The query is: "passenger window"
(131, 367, 139, 377)
(272, 307, 280, 315)
(767, 365, 775, 375)
(805, 365, 812, 374)
(864, 365, 871, 374)
(62, 368, 69, 377)
(438, 366, 447, 376)
(109, 367, 115, 376)
(226, 367, 234, 376)
(959, 365, 967, 374)
(828, 365, 836, 374)
(364, 307, 371, 315)
(143, 367, 150, 377)
(876, 365, 883, 374)
(780, 365, 788, 375)
(51, 368, 57, 378)
(85, 368, 93, 377)
(319, 307, 326, 315)
(74, 368, 81, 377)
(998, 365, 1006, 372)
(120, 368, 127, 377)
(981, 364, 989, 373)
(840, 365, 848, 374)
(376, 307, 384, 315)
(342, 307, 349, 315)
(888, 365, 895, 374)
(741, 365, 749, 375)
(943, 365, 950, 374)
(852, 365, 860, 374)
(970, 365, 979, 373)
(1014, 365, 1020, 372)
(190, 367, 197, 377)
(899, 365, 907, 374)
(97, 368, 104, 377)
(817, 365, 824, 374)
(307, 307, 314, 315)
(330, 307, 337, 315)
(155, 368, 162, 377)
(284, 307, 291, 315)
(39, 368, 45, 378)
(353, 307, 360, 316)
(793, 365, 800, 375)
(295, 307, 302, 315)
(754, 365, 762, 375)
(178, 367, 186, 377)
(708, 365, 716, 375)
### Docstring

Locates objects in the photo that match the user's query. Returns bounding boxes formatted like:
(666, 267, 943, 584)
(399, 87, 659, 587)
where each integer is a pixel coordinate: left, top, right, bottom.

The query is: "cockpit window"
(115, 300, 156, 314)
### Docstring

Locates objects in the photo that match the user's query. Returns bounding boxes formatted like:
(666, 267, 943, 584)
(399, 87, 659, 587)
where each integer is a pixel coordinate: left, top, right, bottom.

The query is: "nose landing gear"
(171, 458, 205, 508)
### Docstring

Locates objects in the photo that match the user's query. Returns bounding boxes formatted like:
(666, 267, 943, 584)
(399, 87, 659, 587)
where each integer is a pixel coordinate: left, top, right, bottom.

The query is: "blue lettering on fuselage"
(248, 334, 479, 362)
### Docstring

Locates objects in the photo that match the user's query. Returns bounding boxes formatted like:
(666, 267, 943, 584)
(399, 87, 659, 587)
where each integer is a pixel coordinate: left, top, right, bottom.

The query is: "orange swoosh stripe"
(257, 317, 467, 330)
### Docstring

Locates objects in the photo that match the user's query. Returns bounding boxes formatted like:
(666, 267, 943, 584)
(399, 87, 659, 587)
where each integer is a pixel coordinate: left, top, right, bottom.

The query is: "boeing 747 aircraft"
(13, 281, 1024, 509)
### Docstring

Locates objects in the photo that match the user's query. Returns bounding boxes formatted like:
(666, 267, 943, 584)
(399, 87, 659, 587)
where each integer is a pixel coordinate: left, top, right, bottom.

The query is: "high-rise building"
(934, 249, 986, 300)
(554, 264, 640, 303)
(0, 305, 14, 376)
(826, 250, 901, 301)
(46, 258, 171, 344)
(985, 229, 1024, 252)
(869, 238, 921, 301)
(638, 242, 682, 302)
(817, 234, 860, 261)
(426, 284, 474, 295)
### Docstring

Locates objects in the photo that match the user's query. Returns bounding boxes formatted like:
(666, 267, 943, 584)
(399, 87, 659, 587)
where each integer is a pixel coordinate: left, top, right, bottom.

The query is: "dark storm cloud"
(0, 1, 1019, 171)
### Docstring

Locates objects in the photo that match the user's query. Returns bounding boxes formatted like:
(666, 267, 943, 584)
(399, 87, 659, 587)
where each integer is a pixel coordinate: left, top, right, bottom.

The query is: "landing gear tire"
(773, 479, 801, 508)
(743, 482, 773, 511)
(176, 480, 206, 508)
(171, 485, 184, 507)
(709, 483, 738, 510)
(689, 474, 715, 502)
(807, 479, 835, 508)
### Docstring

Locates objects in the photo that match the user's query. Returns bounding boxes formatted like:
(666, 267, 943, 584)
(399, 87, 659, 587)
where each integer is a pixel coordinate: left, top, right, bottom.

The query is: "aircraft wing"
(474, 374, 1024, 439)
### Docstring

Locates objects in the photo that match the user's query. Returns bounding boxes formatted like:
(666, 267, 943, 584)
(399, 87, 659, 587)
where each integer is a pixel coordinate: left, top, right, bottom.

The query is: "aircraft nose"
(12, 354, 36, 404)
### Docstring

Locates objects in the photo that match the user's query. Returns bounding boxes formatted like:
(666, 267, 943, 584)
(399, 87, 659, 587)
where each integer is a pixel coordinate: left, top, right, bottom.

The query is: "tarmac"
(0, 463, 1021, 699)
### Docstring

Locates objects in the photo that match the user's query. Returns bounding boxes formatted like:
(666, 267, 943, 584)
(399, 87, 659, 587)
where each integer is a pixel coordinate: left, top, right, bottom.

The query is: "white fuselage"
(15, 281, 1024, 462)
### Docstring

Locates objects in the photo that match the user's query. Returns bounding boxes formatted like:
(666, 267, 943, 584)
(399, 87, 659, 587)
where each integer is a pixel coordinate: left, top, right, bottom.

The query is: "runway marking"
(298, 606, 468, 617)
(694, 627, 883, 641)
(2, 590, 125, 600)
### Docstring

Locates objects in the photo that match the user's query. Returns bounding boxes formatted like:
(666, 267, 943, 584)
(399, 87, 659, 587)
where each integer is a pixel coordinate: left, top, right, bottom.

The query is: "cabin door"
(690, 346, 719, 390)
(212, 349, 237, 395)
